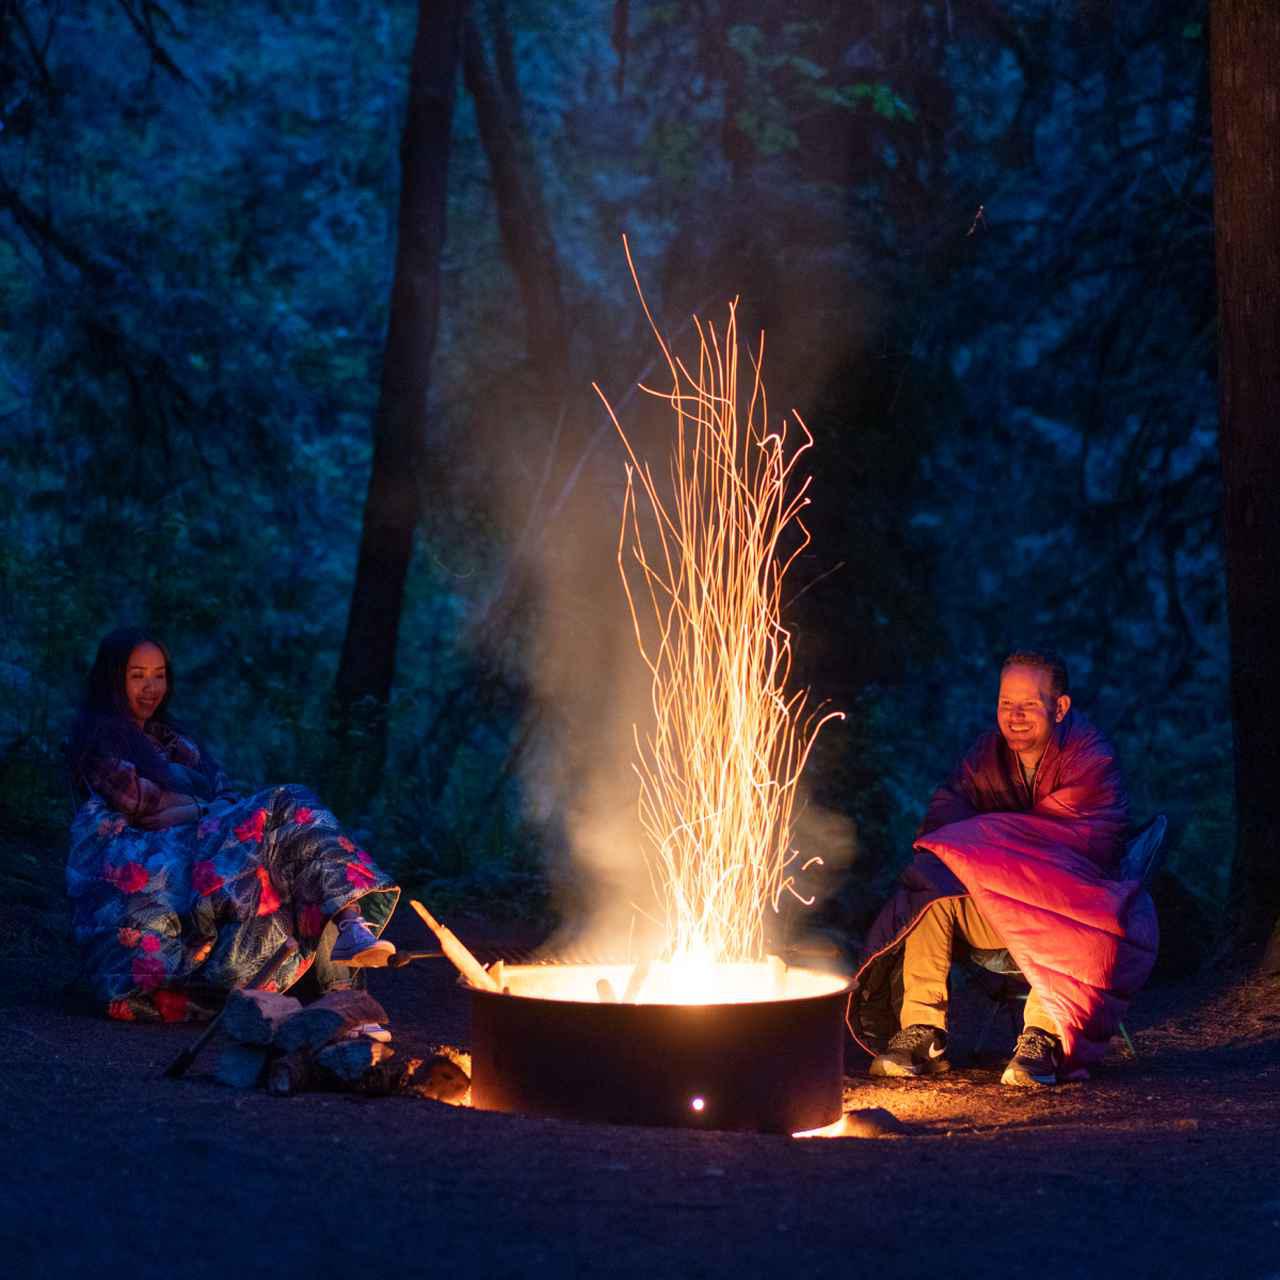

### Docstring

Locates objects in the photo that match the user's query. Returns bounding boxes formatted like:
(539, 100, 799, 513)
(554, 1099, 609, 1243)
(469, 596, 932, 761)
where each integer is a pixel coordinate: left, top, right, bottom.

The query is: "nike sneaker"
(1000, 1026, 1062, 1086)
(869, 1023, 951, 1077)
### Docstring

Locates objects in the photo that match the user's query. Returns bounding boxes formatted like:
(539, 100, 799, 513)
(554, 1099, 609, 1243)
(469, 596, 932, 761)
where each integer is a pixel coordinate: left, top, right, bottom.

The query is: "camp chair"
(969, 814, 1169, 1058)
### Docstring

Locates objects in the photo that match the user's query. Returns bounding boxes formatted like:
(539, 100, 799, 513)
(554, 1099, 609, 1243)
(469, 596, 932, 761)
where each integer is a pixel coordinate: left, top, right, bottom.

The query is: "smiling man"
(849, 649, 1155, 1087)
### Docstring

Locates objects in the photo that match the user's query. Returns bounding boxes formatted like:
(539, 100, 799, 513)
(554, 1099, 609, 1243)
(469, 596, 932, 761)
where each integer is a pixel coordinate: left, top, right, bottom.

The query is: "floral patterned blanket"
(67, 784, 398, 1021)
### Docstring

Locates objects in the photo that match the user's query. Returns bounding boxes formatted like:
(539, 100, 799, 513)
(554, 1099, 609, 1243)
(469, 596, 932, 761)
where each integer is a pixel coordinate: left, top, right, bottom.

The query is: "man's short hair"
(1001, 648, 1070, 699)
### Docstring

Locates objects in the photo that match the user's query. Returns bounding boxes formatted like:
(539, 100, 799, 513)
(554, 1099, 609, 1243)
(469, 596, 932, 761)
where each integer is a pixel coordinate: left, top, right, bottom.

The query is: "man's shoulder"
(1058, 711, 1120, 767)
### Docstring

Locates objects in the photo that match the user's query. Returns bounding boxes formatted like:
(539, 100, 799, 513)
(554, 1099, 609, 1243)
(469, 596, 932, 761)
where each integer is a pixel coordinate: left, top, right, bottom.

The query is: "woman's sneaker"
(345, 1022, 393, 1043)
(330, 917, 396, 968)
(1001, 1026, 1062, 1086)
(869, 1024, 951, 1077)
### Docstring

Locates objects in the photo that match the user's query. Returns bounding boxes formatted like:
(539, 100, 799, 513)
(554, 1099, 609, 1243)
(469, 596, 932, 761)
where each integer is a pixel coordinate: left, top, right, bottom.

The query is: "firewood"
(267, 1049, 313, 1097)
(312, 1038, 395, 1088)
(162, 937, 298, 1080)
(214, 1042, 270, 1090)
(220, 989, 303, 1046)
(621, 958, 651, 1003)
(768, 953, 788, 997)
(273, 990, 388, 1053)
(408, 899, 501, 992)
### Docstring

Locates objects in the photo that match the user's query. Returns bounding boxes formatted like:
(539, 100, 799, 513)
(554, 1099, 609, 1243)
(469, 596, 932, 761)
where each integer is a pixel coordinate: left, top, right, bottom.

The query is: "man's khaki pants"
(900, 895, 1056, 1035)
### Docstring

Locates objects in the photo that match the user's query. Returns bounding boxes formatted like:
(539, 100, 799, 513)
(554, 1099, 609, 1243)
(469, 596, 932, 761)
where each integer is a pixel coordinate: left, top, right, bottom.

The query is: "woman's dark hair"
(68, 627, 182, 793)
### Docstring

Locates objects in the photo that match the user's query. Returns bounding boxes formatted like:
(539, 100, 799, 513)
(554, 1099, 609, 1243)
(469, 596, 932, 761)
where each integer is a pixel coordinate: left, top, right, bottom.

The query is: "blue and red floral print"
(68, 784, 398, 1022)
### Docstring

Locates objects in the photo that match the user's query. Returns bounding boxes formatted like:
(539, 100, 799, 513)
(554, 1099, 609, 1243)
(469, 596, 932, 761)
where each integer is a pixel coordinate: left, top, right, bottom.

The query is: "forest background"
(0, 0, 1233, 966)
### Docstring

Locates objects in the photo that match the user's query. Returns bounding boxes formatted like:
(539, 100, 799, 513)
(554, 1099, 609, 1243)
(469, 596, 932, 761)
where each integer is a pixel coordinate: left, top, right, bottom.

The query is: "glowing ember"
(494, 960, 847, 1006)
(792, 1115, 850, 1139)
(593, 242, 843, 965)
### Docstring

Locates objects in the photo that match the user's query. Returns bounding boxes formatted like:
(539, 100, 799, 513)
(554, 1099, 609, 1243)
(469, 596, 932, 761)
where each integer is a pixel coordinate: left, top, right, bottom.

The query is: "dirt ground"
(2, 906, 1277, 1280)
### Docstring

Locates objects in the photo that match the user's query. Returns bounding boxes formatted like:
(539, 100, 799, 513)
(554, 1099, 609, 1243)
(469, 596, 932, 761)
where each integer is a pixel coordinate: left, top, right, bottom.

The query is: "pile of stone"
(211, 987, 470, 1103)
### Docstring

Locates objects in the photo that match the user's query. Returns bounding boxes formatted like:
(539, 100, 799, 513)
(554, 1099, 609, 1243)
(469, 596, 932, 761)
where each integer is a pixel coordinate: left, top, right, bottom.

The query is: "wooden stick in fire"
(621, 957, 652, 1004)
(408, 900, 502, 993)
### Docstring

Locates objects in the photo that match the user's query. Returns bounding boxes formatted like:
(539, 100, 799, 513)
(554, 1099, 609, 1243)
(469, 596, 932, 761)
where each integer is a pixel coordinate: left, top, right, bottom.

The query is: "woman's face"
(124, 642, 168, 725)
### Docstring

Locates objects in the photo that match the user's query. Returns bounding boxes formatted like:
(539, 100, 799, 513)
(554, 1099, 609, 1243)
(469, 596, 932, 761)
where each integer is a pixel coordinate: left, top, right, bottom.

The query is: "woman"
(66, 627, 400, 1022)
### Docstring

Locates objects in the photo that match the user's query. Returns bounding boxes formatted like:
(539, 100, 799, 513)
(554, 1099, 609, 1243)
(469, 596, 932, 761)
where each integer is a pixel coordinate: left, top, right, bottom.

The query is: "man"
(848, 649, 1157, 1087)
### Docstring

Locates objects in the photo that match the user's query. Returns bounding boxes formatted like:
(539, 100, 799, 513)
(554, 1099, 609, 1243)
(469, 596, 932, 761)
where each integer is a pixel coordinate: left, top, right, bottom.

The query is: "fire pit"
(424, 282, 854, 1137)
(468, 961, 849, 1134)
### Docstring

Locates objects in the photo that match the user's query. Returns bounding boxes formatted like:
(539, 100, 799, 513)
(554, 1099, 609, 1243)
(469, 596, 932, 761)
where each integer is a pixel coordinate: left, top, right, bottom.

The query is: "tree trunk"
(462, 10, 568, 393)
(331, 0, 466, 790)
(1210, 0, 1280, 948)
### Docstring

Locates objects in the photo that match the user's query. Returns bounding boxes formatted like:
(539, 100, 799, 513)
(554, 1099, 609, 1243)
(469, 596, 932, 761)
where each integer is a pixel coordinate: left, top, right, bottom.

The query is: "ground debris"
(843, 1107, 909, 1138)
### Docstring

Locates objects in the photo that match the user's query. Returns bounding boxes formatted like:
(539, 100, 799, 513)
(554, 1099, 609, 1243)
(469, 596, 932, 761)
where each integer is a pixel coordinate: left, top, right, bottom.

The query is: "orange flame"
(593, 241, 844, 965)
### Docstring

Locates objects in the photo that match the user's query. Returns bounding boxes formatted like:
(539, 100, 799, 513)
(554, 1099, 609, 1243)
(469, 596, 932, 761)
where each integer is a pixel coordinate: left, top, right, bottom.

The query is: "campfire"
(448, 255, 849, 1135)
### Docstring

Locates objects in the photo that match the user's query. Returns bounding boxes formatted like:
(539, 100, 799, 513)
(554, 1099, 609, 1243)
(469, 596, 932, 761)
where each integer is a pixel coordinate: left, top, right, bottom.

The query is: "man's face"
(996, 664, 1070, 759)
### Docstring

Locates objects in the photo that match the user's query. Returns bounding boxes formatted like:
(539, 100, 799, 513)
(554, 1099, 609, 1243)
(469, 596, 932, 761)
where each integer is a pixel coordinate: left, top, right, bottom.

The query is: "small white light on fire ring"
(690, 1096, 707, 1113)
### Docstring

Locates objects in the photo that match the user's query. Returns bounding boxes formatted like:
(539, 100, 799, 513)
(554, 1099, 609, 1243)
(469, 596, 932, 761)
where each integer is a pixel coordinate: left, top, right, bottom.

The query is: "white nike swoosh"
(927, 1042, 946, 1058)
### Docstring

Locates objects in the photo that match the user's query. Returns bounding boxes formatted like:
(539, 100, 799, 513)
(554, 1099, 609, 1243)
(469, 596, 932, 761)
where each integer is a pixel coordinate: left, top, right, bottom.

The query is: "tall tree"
(331, 0, 467, 789)
(462, 5, 568, 395)
(1210, 0, 1280, 957)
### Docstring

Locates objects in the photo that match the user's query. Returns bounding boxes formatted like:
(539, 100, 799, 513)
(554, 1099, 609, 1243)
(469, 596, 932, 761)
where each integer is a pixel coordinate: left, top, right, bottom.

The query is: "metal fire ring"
(469, 965, 849, 1135)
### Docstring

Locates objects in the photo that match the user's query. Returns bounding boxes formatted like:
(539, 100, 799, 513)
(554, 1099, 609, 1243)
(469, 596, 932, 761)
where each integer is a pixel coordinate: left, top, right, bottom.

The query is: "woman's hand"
(135, 794, 202, 831)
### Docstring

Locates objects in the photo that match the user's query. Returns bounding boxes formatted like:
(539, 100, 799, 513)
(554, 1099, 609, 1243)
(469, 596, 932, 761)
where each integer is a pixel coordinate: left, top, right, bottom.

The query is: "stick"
(385, 949, 445, 969)
(163, 937, 299, 1080)
(408, 900, 501, 993)
(621, 957, 652, 1004)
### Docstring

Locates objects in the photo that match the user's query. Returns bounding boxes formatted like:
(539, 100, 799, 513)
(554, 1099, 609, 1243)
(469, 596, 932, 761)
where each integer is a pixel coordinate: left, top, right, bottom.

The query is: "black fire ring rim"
(465, 965, 851, 1135)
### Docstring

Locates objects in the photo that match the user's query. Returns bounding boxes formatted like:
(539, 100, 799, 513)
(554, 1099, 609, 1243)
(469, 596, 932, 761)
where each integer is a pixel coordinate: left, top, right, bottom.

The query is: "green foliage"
(0, 0, 1232, 939)
(723, 21, 915, 156)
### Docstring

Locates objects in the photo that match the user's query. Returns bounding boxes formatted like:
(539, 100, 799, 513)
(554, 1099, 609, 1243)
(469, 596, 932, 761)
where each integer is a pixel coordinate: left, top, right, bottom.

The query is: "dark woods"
(1, 1, 1271, 955)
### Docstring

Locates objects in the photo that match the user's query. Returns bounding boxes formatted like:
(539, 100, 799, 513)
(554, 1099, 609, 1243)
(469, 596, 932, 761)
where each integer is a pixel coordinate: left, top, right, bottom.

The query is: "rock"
(221, 989, 303, 1046)
(401, 1053, 471, 1104)
(274, 990, 388, 1053)
(214, 1042, 269, 1089)
(843, 1107, 908, 1138)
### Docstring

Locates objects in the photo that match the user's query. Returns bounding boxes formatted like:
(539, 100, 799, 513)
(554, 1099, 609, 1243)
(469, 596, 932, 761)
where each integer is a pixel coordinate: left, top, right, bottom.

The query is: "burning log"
(621, 958, 651, 1004)
(408, 899, 501, 992)
(400, 1053, 471, 1104)
(768, 954, 788, 997)
(595, 977, 618, 1003)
